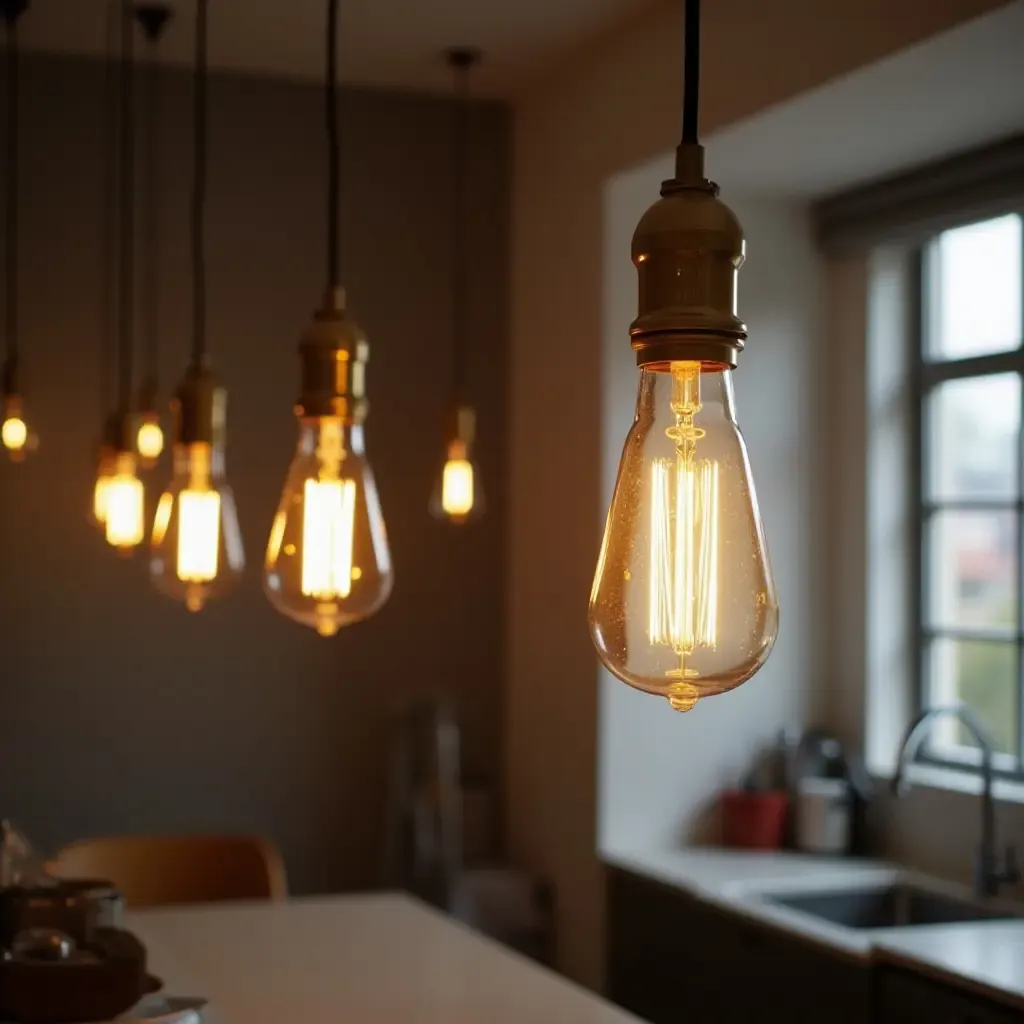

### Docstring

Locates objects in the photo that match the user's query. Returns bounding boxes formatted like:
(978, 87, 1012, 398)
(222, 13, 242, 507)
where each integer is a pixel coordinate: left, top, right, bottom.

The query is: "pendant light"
(104, 0, 146, 554)
(150, 0, 244, 611)
(91, 0, 123, 530)
(263, 0, 393, 638)
(588, 0, 778, 713)
(429, 48, 483, 525)
(133, 2, 172, 468)
(1, 0, 37, 461)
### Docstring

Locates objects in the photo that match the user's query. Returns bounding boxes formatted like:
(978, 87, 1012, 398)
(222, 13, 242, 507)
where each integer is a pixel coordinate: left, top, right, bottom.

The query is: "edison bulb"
(90, 447, 115, 527)
(265, 416, 392, 637)
(2, 416, 26, 452)
(430, 406, 484, 524)
(1, 396, 35, 462)
(136, 414, 164, 467)
(104, 452, 146, 553)
(589, 361, 777, 712)
(430, 440, 485, 524)
(150, 441, 244, 612)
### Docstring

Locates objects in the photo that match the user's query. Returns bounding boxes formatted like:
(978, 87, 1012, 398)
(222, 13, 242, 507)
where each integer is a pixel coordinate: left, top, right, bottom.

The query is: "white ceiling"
(706, 0, 1024, 199)
(19, 0, 655, 98)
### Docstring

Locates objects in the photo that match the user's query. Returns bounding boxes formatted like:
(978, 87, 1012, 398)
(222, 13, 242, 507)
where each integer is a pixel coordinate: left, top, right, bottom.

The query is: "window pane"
(927, 374, 1020, 501)
(927, 510, 1017, 632)
(927, 214, 1022, 361)
(927, 638, 1017, 756)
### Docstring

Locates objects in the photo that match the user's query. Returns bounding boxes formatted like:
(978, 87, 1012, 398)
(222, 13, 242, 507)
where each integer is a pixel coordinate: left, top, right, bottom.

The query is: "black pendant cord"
(2, 2, 27, 370)
(191, 0, 208, 365)
(447, 49, 475, 405)
(100, 0, 120, 425)
(137, 4, 171, 398)
(325, 0, 340, 289)
(116, 0, 135, 418)
(681, 0, 700, 146)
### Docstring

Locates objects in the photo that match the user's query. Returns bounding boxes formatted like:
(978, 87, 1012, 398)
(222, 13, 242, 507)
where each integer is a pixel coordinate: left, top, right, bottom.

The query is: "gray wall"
(0, 53, 509, 895)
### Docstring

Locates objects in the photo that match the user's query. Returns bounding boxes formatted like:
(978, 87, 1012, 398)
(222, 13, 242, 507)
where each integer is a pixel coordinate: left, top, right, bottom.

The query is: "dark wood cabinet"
(607, 867, 871, 1023)
(875, 966, 1021, 1024)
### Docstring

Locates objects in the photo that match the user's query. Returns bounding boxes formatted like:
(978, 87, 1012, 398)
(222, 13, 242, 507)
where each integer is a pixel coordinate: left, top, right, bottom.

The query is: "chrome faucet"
(891, 705, 1020, 898)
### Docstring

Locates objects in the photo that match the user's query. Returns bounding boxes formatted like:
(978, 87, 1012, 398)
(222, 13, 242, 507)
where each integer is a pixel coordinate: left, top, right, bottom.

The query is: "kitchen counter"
(875, 922, 1024, 1009)
(128, 892, 641, 1024)
(605, 845, 1024, 1010)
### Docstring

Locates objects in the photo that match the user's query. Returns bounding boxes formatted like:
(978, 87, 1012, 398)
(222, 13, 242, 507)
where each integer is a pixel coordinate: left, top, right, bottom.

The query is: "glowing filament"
(93, 474, 111, 525)
(649, 458, 719, 651)
(442, 458, 475, 518)
(137, 421, 164, 460)
(178, 490, 221, 582)
(2, 417, 26, 451)
(301, 478, 356, 599)
(105, 458, 145, 549)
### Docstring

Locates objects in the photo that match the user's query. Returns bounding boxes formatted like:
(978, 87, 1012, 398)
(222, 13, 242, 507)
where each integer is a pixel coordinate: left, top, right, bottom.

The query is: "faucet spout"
(891, 705, 1017, 898)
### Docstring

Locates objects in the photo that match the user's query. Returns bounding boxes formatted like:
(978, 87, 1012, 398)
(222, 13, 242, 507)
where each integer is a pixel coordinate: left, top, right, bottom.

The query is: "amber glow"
(105, 454, 145, 551)
(137, 420, 165, 461)
(442, 454, 475, 518)
(264, 416, 393, 637)
(2, 417, 27, 452)
(301, 477, 356, 603)
(589, 361, 777, 712)
(178, 490, 221, 583)
(93, 473, 112, 525)
(175, 444, 220, 605)
(648, 457, 719, 650)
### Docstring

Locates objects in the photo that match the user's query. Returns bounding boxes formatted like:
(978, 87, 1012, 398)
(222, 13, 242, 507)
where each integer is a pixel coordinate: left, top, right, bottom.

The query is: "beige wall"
(508, 0, 1009, 989)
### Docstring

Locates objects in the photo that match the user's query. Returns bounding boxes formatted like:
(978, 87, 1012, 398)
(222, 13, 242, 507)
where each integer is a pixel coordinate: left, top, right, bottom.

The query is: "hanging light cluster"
(4, 0, 491, 637)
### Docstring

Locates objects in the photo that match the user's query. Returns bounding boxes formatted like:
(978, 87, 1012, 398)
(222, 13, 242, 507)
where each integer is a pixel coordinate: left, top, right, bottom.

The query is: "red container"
(721, 790, 789, 850)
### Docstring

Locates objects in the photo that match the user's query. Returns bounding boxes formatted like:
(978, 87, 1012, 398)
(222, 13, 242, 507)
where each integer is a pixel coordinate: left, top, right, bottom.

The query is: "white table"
(128, 893, 639, 1023)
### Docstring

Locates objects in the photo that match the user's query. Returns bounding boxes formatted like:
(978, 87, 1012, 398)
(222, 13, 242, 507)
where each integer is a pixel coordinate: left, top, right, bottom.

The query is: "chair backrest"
(48, 834, 288, 909)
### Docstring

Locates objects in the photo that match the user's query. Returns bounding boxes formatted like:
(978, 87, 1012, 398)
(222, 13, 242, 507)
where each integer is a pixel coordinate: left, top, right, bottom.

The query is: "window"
(915, 213, 1024, 770)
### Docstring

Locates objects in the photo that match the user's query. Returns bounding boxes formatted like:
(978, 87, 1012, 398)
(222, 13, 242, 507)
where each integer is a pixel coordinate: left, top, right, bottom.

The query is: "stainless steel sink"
(764, 882, 1019, 930)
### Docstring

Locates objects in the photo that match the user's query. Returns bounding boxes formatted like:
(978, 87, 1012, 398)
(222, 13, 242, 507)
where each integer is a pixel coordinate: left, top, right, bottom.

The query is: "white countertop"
(128, 893, 641, 1024)
(874, 923, 1024, 1008)
(605, 845, 1024, 1008)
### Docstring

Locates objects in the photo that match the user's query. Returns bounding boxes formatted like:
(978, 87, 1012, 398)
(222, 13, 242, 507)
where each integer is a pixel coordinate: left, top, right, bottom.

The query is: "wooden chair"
(48, 834, 288, 909)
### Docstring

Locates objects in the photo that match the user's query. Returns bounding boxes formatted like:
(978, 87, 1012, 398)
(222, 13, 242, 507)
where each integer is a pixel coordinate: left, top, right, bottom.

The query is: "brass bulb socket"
(443, 404, 476, 448)
(296, 286, 370, 424)
(630, 143, 747, 369)
(172, 361, 226, 447)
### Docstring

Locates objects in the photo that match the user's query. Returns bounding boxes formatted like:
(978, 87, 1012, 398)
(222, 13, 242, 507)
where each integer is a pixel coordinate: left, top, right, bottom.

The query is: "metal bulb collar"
(296, 286, 369, 424)
(630, 142, 747, 369)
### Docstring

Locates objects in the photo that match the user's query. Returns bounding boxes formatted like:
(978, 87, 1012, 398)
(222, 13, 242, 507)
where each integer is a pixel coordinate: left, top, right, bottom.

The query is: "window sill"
(876, 761, 1024, 805)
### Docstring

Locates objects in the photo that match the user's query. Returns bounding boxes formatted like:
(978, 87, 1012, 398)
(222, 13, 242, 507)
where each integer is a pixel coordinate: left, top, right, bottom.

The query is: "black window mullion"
(912, 246, 928, 721)
(1018, 212, 1024, 768)
(913, 216, 1024, 779)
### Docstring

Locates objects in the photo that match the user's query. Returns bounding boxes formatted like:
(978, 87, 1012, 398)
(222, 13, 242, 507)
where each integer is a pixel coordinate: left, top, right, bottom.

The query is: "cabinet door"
(876, 967, 1022, 1024)
(607, 868, 871, 1024)
(607, 867, 731, 1021)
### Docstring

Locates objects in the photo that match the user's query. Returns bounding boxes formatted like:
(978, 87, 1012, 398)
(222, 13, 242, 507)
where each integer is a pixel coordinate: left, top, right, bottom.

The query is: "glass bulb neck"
(172, 440, 225, 482)
(296, 417, 364, 462)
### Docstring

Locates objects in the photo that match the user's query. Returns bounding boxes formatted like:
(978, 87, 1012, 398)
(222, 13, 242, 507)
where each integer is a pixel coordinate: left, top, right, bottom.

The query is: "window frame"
(911, 213, 1024, 778)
